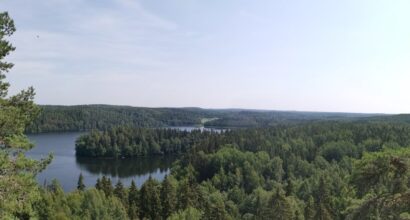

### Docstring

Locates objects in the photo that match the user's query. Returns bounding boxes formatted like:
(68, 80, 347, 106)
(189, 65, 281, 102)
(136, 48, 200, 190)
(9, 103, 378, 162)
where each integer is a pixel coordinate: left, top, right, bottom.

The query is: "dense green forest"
(75, 127, 221, 157)
(76, 121, 410, 160)
(38, 134, 410, 219)
(25, 105, 214, 133)
(71, 122, 410, 219)
(26, 105, 382, 133)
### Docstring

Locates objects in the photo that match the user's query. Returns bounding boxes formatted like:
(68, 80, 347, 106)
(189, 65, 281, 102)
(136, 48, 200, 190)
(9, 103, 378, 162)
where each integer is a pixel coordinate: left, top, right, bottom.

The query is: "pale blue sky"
(2, 0, 410, 113)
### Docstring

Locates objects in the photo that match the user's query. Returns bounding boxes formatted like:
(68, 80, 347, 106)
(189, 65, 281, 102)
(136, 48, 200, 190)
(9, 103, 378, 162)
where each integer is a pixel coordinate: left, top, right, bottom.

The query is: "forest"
(25, 105, 214, 133)
(75, 127, 220, 157)
(37, 125, 410, 219)
(25, 105, 384, 133)
(72, 121, 410, 219)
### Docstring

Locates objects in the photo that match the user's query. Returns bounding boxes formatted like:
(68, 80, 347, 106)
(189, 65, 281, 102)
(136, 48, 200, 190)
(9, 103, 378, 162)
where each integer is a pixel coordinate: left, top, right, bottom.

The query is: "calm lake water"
(26, 126, 222, 192)
(27, 132, 176, 192)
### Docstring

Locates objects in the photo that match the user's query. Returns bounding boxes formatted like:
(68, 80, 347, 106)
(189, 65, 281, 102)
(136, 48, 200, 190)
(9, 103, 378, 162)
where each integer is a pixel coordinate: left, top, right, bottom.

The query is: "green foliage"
(26, 104, 391, 133)
(127, 180, 139, 219)
(346, 148, 410, 219)
(31, 121, 410, 219)
(26, 105, 215, 133)
(160, 175, 177, 219)
(139, 176, 162, 220)
(77, 173, 85, 191)
(168, 206, 203, 220)
(75, 126, 221, 157)
(266, 189, 294, 220)
(114, 180, 127, 205)
(27, 124, 410, 219)
(0, 11, 52, 219)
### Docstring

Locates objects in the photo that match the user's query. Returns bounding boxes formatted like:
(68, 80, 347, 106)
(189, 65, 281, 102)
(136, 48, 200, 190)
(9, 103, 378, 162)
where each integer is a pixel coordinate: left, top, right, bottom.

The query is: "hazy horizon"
(35, 103, 391, 115)
(3, 0, 410, 114)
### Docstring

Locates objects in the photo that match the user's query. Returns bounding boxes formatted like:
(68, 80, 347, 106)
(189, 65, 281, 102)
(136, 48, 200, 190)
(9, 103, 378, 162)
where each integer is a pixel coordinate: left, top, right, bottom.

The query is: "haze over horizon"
(2, 0, 410, 114)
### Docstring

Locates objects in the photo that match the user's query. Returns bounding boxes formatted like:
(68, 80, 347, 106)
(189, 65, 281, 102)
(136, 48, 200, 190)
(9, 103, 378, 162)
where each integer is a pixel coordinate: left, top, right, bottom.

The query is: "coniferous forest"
(71, 122, 410, 219)
(26, 105, 388, 133)
(1, 11, 410, 220)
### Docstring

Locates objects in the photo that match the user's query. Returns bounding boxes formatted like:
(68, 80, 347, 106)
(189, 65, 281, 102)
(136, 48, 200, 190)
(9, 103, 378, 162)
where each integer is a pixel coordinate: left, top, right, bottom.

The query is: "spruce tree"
(139, 176, 162, 220)
(286, 178, 294, 196)
(304, 196, 316, 220)
(128, 180, 139, 205)
(77, 173, 86, 191)
(95, 178, 102, 190)
(161, 175, 177, 219)
(314, 177, 333, 220)
(178, 165, 198, 210)
(267, 189, 294, 220)
(128, 180, 139, 220)
(114, 180, 127, 205)
(100, 176, 113, 197)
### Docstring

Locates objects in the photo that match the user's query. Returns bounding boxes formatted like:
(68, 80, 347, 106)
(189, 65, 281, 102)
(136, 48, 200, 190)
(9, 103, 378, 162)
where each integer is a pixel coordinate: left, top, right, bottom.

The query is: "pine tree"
(114, 180, 127, 205)
(314, 177, 333, 220)
(95, 178, 102, 190)
(161, 175, 177, 219)
(128, 180, 139, 219)
(128, 180, 139, 205)
(204, 192, 230, 220)
(0, 12, 51, 218)
(286, 179, 295, 196)
(77, 173, 86, 191)
(100, 176, 113, 197)
(266, 189, 294, 220)
(140, 176, 162, 220)
(304, 196, 316, 220)
(178, 165, 198, 210)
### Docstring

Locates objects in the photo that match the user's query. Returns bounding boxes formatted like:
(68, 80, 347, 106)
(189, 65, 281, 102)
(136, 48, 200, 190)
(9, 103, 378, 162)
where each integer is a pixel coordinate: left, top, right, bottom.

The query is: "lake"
(27, 132, 176, 192)
(26, 126, 222, 192)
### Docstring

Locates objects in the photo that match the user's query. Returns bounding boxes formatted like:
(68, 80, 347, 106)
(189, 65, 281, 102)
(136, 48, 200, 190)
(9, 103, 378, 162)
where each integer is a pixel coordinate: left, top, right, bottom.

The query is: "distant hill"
(359, 114, 410, 124)
(26, 104, 387, 133)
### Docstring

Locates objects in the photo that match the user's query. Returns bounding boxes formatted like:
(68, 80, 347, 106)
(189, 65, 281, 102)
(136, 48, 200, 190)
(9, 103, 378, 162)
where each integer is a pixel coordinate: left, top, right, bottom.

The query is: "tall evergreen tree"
(161, 175, 177, 219)
(114, 180, 127, 205)
(128, 180, 139, 220)
(100, 176, 113, 197)
(0, 12, 51, 219)
(266, 189, 294, 220)
(128, 180, 139, 205)
(314, 177, 333, 220)
(286, 178, 295, 196)
(77, 173, 86, 191)
(95, 178, 102, 190)
(304, 196, 316, 220)
(139, 176, 162, 220)
(204, 191, 230, 220)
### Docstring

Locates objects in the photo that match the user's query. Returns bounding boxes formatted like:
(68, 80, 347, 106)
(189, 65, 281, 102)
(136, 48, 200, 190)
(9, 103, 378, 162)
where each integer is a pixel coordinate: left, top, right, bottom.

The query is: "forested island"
(76, 122, 410, 160)
(75, 127, 220, 157)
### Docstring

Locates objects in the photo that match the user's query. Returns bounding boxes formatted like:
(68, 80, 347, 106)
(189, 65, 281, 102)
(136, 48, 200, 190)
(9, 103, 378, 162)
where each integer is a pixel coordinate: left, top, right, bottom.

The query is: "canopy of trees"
(34, 143, 410, 220)
(26, 105, 214, 133)
(69, 121, 410, 219)
(0, 12, 52, 218)
(75, 127, 221, 157)
(25, 104, 387, 133)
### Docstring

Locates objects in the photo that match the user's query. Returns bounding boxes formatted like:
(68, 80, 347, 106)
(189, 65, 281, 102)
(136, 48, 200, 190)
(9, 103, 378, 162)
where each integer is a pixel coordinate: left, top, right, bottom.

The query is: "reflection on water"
(75, 156, 176, 178)
(27, 132, 177, 192)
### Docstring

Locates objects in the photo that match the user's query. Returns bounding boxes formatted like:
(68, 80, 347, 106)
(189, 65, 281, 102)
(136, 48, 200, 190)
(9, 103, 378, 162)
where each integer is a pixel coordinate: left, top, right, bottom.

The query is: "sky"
(2, 0, 410, 113)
